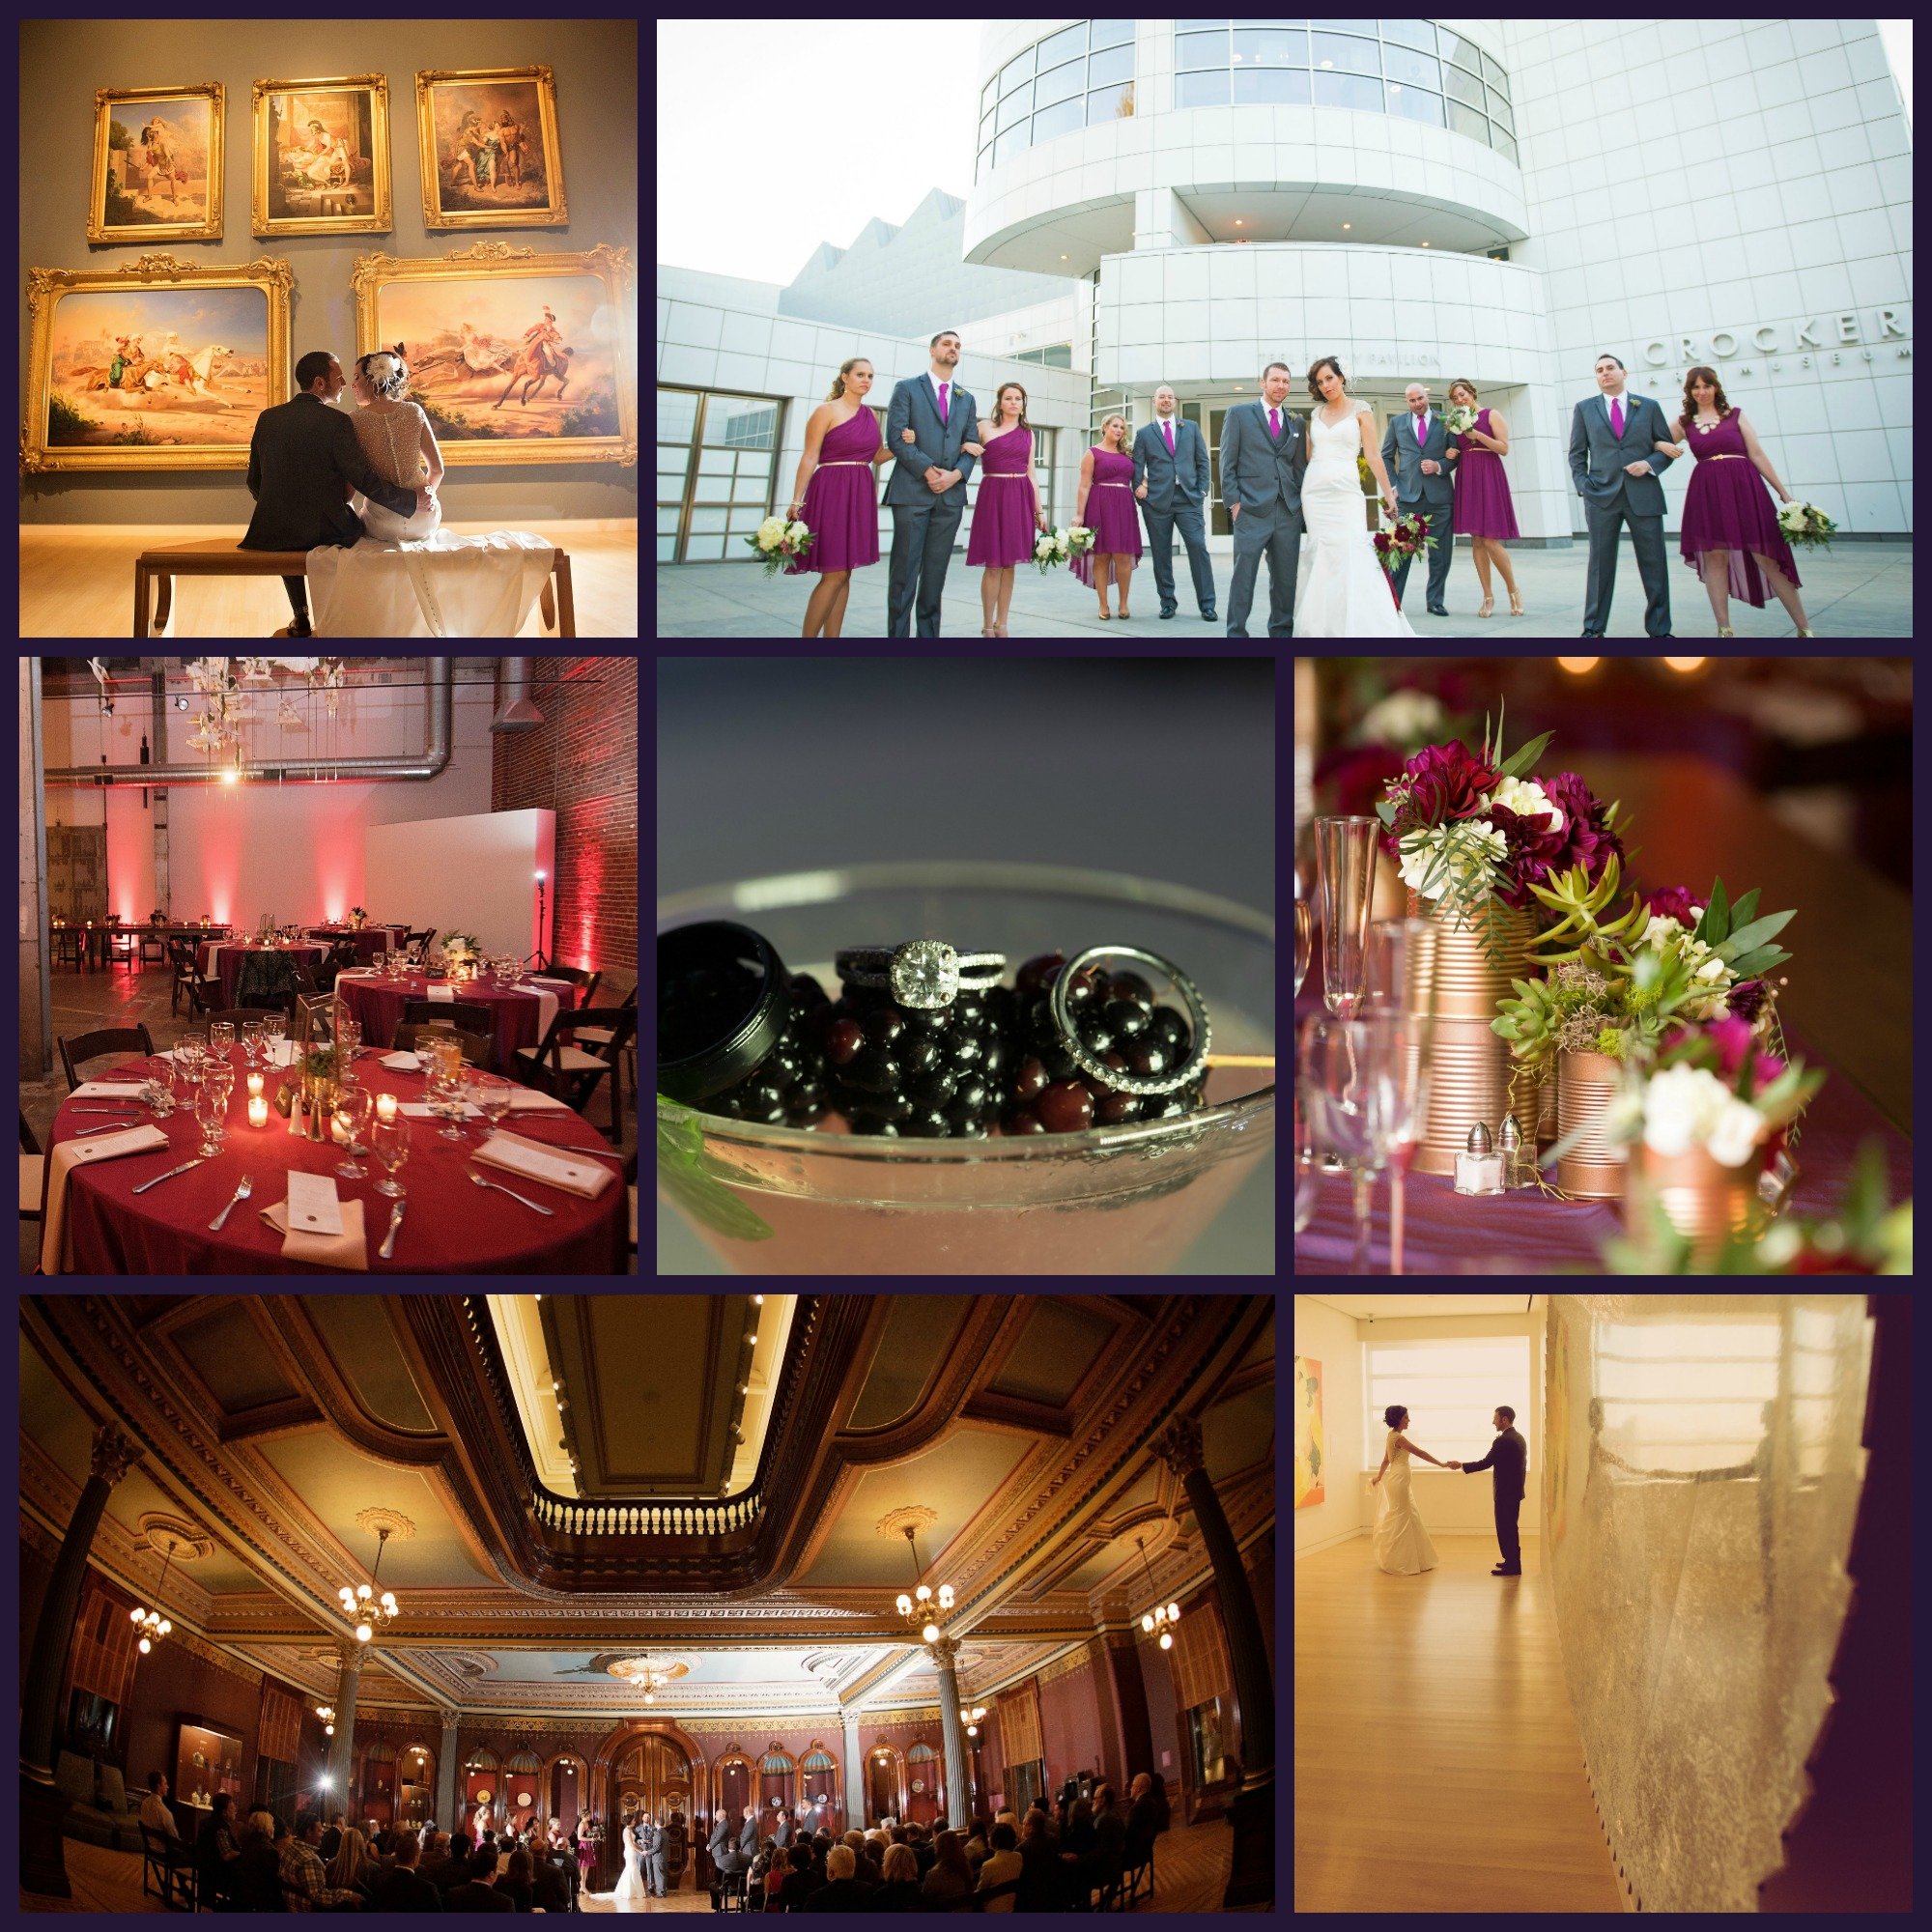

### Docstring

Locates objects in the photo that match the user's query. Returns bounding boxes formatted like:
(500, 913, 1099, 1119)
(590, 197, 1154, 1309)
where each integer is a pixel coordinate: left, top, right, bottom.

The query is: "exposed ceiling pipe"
(43, 657, 454, 784)
(490, 657, 544, 733)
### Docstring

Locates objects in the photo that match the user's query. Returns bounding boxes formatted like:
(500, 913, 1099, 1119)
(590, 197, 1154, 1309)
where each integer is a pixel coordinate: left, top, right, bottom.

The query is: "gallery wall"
(19, 17, 639, 527)
(1292, 1297, 1362, 1557)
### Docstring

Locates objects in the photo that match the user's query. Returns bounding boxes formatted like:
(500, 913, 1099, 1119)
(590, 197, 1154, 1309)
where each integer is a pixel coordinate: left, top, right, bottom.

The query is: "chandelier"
(317, 1704, 337, 1737)
(959, 1702, 987, 1740)
(893, 1524, 953, 1645)
(628, 1654, 671, 1705)
(337, 1524, 401, 1644)
(129, 1532, 185, 1656)
(1135, 1536, 1180, 1650)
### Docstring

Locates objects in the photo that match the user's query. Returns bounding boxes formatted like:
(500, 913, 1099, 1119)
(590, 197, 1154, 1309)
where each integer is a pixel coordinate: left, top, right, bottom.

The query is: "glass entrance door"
(657, 387, 783, 562)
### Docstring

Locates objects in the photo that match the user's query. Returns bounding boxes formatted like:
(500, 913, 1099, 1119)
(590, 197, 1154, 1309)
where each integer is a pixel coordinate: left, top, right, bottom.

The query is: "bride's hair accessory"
(358, 343, 410, 400)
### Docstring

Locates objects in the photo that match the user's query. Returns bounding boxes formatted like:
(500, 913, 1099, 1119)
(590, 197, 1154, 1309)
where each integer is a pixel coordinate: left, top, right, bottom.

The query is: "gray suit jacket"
(1217, 400, 1305, 522)
(1569, 391, 1676, 515)
(884, 373, 978, 511)
(1130, 415, 1209, 511)
(1381, 409, 1455, 512)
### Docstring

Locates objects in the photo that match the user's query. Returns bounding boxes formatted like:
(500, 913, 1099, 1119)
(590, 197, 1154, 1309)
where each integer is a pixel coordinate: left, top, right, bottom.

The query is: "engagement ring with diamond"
(835, 941, 1007, 1010)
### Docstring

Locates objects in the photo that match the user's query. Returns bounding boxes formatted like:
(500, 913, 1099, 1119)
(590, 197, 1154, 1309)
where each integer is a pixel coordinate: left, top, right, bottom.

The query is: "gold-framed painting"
(252, 72, 392, 236)
(88, 83, 224, 243)
(415, 66, 566, 229)
(21, 251, 291, 472)
(350, 240, 636, 468)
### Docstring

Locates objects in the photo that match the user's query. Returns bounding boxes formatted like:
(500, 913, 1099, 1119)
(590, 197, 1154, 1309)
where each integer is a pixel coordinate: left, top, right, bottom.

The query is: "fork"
(209, 1174, 254, 1233)
(468, 1170, 554, 1216)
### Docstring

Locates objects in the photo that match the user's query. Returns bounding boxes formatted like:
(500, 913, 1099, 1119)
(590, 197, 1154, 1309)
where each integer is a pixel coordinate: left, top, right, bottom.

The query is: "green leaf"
(1716, 908, 1796, 961)
(1376, 799, 1398, 829)
(1492, 729, 1554, 785)
(1728, 887, 1761, 932)
(1724, 946, 1790, 982)
(656, 1094, 775, 1243)
(1698, 875, 1729, 945)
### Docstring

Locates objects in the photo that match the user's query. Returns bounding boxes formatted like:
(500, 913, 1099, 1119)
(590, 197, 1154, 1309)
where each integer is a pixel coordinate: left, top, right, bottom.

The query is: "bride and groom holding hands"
(611, 1808, 668, 1901)
(1372, 1404, 1527, 1577)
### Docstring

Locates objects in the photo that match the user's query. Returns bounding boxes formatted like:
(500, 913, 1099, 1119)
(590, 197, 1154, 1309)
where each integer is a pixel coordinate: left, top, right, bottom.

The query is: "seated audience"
(140, 1771, 183, 1842)
(197, 1790, 243, 1905)
(366, 1831, 444, 1912)
(869, 1841, 923, 1912)
(328, 1825, 381, 1898)
(976, 1819, 1022, 1908)
(424, 1830, 473, 1895)
(281, 1806, 364, 1910)
(531, 1845, 571, 1913)
(499, 1846, 535, 1912)
(445, 1842, 516, 1913)
(235, 1809, 285, 1911)
(922, 1828, 973, 1905)
(799, 1843, 868, 1913)
(320, 1811, 346, 1863)
(776, 1840, 821, 1912)
(1016, 1809, 1064, 1911)
(963, 1815, 990, 1870)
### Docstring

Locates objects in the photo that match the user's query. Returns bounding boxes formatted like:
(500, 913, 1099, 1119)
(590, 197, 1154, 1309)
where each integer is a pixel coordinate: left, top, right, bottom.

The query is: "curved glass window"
(1444, 63, 1485, 108)
(1179, 28, 1232, 70)
(1177, 68, 1232, 106)
(1309, 32, 1380, 74)
(1038, 22, 1086, 70)
(1236, 65, 1311, 102)
(1088, 42, 1134, 87)
(974, 22, 1138, 181)
(1382, 43, 1440, 89)
(1379, 19, 1437, 53)
(1313, 69, 1384, 110)
(1233, 26, 1306, 67)
(1385, 83, 1443, 125)
(1000, 48, 1036, 92)
(1091, 19, 1135, 49)
(1036, 58, 1084, 107)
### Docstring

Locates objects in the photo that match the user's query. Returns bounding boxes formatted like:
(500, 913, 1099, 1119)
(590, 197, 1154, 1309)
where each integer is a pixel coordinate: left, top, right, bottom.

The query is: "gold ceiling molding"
(605, 1656, 693, 1683)
(874, 1505, 939, 1540)
(354, 1506, 418, 1540)
(137, 1514, 214, 1560)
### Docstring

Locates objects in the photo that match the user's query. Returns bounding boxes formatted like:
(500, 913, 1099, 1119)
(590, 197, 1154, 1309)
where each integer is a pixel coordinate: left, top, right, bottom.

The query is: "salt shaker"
(1454, 1120, 1505, 1196)
(1497, 1112, 1532, 1189)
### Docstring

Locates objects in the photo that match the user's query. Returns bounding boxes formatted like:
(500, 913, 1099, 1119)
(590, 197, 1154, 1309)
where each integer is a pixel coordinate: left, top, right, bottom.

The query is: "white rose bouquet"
(1445, 404, 1479, 437)
(1600, 1017, 1824, 1170)
(744, 515, 816, 578)
(1776, 499, 1836, 550)
(1033, 525, 1093, 575)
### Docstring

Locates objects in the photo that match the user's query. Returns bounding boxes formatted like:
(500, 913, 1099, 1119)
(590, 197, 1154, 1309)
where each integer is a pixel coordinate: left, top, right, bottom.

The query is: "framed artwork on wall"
(350, 239, 637, 467)
(88, 82, 224, 243)
(252, 72, 392, 236)
(21, 251, 292, 472)
(415, 66, 567, 229)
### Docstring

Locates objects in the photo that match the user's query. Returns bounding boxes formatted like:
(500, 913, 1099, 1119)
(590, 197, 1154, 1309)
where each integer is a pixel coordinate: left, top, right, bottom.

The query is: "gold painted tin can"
(1556, 1050, 1628, 1200)
(1631, 1144, 1764, 1263)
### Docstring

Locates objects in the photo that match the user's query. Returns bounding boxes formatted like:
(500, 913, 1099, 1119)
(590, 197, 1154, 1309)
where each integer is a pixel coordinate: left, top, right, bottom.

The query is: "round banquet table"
(334, 970, 582, 1069)
(306, 923, 410, 964)
(43, 1046, 626, 1275)
(197, 940, 327, 1007)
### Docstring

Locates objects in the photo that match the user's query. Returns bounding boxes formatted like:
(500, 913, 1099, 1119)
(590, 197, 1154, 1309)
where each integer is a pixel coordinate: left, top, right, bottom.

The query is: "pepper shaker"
(1454, 1120, 1505, 1196)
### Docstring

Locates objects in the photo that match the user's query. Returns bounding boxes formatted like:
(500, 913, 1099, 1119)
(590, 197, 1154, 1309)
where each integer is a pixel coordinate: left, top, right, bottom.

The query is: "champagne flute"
(1315, 816, 1379, 1019)
(1293, 895, 1313, 999)
(1362, 918, 1435, 1272)
(1301, 1015, 1428, 1276)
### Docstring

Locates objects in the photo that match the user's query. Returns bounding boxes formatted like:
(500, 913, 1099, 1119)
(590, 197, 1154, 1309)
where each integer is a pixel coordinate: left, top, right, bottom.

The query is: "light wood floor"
(1295, 1533, 1627, 1914)
(20, 522, 639, 638)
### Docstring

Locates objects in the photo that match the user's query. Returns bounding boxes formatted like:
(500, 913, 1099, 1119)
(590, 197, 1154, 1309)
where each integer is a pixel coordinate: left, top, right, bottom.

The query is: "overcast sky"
(659, 18, 1914, 288)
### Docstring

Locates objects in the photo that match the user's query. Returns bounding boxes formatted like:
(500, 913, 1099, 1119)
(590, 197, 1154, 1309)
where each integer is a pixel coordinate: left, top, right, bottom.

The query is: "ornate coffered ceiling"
(18, 1294, 1272, 1719)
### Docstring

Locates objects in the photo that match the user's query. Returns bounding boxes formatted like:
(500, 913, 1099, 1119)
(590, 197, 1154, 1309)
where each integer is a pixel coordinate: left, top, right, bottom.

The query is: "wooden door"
(609, 1734, 694, 1889)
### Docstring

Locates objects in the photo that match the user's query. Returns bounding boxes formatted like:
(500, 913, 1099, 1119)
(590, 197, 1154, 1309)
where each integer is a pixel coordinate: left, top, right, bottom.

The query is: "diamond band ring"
(836, 941, 1008, 1010)
(1050, 944, 1211, 1096)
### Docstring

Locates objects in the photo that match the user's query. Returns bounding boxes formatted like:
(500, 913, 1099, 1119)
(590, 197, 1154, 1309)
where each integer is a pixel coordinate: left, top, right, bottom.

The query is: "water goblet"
(143, 1056, 177, 1120)
(338, 1016, 363, 1060)
(263, 1014, 288, 1066)
(334, 1084, 375, 1180)
(476, 1071, 513, 1140)
(371, 1115, 412, 1198)
(241, 1021, 264, 1069)
(194, 1073, 229, 1157)
(374, 951, 387, 976)
(432, 1038, 469, 1141)
(209, 1019, 236, 1060)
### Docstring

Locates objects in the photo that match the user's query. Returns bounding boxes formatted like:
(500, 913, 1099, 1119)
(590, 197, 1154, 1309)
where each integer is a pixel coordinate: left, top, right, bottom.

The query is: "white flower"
(754, 517, 784, 552)
(1359, 689, 1447, 746)
(1488, 774, 1563, 837)
(1639, 1064, 1731, 1158)
(1694, 954, 1729, 983)
(1639, 913, 1684, 951)
(1707, 1098, 1766, 1168)
(786, 520, 810, 544)
(1397, 820, 1505, 903)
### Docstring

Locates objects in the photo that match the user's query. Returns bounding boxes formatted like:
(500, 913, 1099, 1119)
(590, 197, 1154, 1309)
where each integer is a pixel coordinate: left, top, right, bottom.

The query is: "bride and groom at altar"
(610, 1808, 669, 1901)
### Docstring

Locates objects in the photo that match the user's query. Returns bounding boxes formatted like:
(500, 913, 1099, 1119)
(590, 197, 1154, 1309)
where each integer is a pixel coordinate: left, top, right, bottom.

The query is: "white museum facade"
(657, 15, 1912, 563)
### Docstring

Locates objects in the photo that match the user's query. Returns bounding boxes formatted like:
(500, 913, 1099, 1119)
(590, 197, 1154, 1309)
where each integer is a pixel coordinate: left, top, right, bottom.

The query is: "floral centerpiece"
(440, 930, 482, 980)
(1776, 499, 1836, 550)
(347, 905, 368, 929)
(149, 907, 168, 924)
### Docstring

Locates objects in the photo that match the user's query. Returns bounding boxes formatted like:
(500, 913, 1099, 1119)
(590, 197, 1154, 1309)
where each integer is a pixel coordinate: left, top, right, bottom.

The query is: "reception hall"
(18, 1292, 1275, 1912)
(1294, 653, 1913, 1275)
(17, 656, 639, 1275)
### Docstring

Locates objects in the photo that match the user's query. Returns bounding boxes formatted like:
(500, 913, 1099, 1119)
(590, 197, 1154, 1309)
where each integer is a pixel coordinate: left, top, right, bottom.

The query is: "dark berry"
(1013, 1057, 1048, 1101)
(1108, 971, 1154, 1006)
(899, 1034, 940, 1076)
(826, 1018, 865, 1065)
(864, 1004, 905, 1044)
(1041, 1042, 1079, 1081)
(1015, 952, 1064, 993)
(829, 975, 1008, 1138)
(852, 1048, 901, 1094)
(1094, 1092, 1138, 1125)
(1007, 1108, 1044, 1134)
(943, 1025, 984, 1066)
(1037, 1080, 1094, 1133)
(1103, 998, 1150, 1039)
(1126, 1040, 1170, 1078)
(952, 1077, 990, 1117)
(1079, 1018, 1114, 1058)
(901, 1006, 947, 1035)
(1151, 1005, 1187, 1047)
(912, 1069, 957, 1110)
(1065, 965, 1103, 1007)
(791, 973, 828, 1005)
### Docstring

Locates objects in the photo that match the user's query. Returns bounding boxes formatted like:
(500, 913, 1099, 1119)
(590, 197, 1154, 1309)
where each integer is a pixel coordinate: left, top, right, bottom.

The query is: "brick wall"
(491, 657, 638, 992)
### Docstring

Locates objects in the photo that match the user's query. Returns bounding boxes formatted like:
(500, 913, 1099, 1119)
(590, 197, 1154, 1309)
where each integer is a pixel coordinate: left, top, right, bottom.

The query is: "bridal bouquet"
(1776, 498, 1836, 549)
(747, 515, 815, 577)
(1033, 525, 1093, 574)
(1445, 404, 1480, 437)
(1372, 512, 1437, 608)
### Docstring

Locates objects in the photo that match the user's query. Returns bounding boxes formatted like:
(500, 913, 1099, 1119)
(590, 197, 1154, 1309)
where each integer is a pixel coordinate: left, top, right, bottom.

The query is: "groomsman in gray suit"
(1218, 361, 1307, 638)
(1131, 385, 1216, 621)
(642, 1814, 666, 1896)
(884, 329, 978, 638)
(1380, 384, 1456, 614)
(1569, 353, 1677, 637)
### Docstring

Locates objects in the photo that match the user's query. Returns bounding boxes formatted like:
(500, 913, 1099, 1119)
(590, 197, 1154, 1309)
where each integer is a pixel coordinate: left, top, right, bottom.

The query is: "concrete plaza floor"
(657, 539, 1912, 640)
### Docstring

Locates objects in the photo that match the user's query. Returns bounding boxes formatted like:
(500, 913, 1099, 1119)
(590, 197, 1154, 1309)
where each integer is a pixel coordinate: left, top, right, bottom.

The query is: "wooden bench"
(132, 537, 575, 637)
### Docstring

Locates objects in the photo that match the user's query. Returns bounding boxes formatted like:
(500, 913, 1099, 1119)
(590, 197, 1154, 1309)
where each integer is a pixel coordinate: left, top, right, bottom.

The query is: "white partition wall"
(364, 809, 556, 961)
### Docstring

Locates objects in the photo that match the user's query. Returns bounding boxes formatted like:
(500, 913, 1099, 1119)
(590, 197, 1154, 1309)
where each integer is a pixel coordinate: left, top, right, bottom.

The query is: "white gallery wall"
(364, 810, 555, 962)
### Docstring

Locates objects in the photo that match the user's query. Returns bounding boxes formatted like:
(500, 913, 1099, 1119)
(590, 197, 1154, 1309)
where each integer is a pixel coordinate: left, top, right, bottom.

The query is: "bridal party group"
(775, 328, 1823, 640)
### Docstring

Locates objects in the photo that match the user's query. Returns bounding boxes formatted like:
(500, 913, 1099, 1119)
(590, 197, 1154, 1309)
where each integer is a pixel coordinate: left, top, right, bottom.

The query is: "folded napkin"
(260, 1198, 369, 1271)
(427, 983, 455, 1004)
(507, 1089, 572, 1110)
(72, 1079, 151, 1098)
(398, 1100, 479, 1119)
(474, 1127, 614, 1199)
(39, 1124, 173, 1274)
(380, 1050, 423, 1070)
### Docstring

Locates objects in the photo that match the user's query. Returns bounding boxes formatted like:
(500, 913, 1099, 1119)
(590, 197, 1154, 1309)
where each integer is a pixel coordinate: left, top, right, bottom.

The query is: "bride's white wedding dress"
(1294, 402, 1418, 638)
(1374, 1427, 1438, 1575)
(611, 1826, 648, 1903)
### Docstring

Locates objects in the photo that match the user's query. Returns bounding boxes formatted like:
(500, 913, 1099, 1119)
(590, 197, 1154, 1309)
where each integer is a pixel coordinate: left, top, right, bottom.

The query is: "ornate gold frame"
(20, 251, 293, 473)
(251, 72, 392, 237)
(415, 65, 567, 230)
(88, 82, 225, 244)
(349, 240, 637, 469)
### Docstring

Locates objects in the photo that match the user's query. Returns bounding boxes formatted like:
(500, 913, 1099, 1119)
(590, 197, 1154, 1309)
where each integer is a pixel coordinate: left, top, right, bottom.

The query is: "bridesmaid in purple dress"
(963, 381, 1046, 636)
(1655, 365, 1815, 636)
(784, 356, 895, 638)
(1444, 379, 1523, 618)
(1073, 415, 1144, 619)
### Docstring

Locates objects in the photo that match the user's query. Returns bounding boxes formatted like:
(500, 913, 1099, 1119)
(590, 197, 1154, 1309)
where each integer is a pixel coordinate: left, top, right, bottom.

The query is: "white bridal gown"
(611, 1825, 648, 1903)
(1374, 1427, 1439, 1575)
(1294, 401, 1419, 638)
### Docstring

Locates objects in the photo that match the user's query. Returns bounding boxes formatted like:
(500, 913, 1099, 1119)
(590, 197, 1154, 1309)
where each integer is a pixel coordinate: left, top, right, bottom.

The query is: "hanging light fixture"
(893, 1524, 953, 1646)
(129, 1532, 185, 1655)
(1134, 1536, 1180, 1649)
(628, 1653, 670, 1705)
(337, 1524, 401, 1644)
(959, 1703, 987, 1739)
(317, 1704, 337, 1737)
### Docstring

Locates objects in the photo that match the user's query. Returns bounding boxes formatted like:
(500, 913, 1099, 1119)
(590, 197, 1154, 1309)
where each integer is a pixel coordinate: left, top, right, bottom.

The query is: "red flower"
(1533, 771, 1624, 887)
(1379, 740, 1498, 853)
(1642, 883, 1701, 925)
(1316, 743, 1406, 818)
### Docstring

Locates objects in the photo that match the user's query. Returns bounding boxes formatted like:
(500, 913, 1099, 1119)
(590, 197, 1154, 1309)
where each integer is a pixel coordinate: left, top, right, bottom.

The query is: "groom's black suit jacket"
(1462, 1426, 1526, 1499)
(240, 391, 418, 551)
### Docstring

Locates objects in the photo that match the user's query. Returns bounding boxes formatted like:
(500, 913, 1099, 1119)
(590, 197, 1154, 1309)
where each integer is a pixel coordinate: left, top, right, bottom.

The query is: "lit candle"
(247, 1072, 265, 1098)
(332, 1109, 352, 1145)
(376, 1093, 398, 1124)
(248, 1096, 270, 1128)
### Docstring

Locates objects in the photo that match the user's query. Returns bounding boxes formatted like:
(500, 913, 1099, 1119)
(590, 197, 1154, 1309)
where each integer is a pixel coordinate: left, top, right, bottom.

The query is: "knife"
(380, 1198, 407, 1261)
(132, 1159, 205, 1194)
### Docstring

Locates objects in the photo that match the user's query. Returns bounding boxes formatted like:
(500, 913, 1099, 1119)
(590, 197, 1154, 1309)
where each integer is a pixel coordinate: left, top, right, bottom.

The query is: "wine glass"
(209, 1019, 236, 1060)
(193, 1070, 229, 1157)
(1293, 895, 1313, 999)
(475, 1071, 513, 1139)
(371, 1115, 412, 1198)
(334, 1084, 375, 1180)
(1300, 1015, 1430, 1276)
(142, 1056, 177, 1120)
(1315, 816, 1379, 1019)
(263, 1013, 288, 1066)
(240, 1020, 264, 1069)
(432, 1037, 469, 1141)
(338, 1016, 363, 1060)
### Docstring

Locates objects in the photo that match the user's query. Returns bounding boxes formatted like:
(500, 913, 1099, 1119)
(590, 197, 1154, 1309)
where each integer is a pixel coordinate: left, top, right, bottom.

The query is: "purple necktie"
(1611, 397, 1624, 439)
(1414, 411, 1427, 444)
(938, 382, 949, 424)
(1163, 419, 1174, 455)
(1268, 408, 1280, 441)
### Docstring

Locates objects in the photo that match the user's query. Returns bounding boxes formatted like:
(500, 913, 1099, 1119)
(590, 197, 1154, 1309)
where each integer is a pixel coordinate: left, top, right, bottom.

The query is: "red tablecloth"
(334, 971, 581, 1071)
(44, 1046, 625, 1276)
(196, 941, 328, 1007)
(306, 924, 410, 963)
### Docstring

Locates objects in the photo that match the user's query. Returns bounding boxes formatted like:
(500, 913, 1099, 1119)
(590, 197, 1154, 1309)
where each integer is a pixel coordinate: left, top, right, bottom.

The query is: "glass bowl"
(657, 863, 1275, 1275)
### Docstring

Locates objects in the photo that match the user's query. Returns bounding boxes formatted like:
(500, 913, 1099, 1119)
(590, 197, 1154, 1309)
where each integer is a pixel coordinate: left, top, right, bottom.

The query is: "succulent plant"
(1523, 851, 1647, 967)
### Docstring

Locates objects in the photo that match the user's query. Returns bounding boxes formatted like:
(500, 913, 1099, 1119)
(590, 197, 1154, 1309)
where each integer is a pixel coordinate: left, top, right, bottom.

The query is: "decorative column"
(19, 1421, 139, 1898)
(436, 1712, 460, 1831)
(1154, 1414, 1273, 1908)
(326, 1641, 364, 1802)
(841, 1709, 864, 1830)
(929, 1635, 972, 1834)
